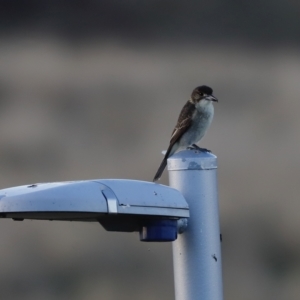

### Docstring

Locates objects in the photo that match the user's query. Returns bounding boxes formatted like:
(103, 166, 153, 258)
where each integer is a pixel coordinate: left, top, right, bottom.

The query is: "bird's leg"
(187, 144, 211, 152)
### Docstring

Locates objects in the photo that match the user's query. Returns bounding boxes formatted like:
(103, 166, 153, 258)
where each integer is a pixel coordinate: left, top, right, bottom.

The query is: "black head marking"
(191, 85, 213, 101)
(195, 85, 213, 95)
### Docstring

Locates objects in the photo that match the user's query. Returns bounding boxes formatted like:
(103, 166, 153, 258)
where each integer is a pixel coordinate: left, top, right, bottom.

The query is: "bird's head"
(191, 85, 218, 107)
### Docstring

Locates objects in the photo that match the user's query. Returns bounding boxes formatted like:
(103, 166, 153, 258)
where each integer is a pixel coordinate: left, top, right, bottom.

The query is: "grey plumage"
(153, 85, 218, 181)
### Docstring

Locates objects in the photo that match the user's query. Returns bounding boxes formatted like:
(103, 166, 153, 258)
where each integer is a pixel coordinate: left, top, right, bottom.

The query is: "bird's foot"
(187, 144, 211, 152)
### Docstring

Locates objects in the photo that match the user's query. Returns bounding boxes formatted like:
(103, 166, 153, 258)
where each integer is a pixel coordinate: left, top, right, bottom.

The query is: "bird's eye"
(199, 92, 204, 97)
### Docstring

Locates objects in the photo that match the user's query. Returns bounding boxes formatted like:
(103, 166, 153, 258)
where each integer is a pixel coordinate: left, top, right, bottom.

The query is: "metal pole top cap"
(167, 149, 217, 171)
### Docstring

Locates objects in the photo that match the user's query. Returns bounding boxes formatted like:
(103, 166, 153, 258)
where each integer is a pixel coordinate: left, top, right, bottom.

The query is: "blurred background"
(0, 1, 300, 299)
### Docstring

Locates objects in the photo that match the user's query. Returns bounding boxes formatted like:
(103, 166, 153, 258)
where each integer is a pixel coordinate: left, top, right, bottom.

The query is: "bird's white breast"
(178, 101, 214, 148)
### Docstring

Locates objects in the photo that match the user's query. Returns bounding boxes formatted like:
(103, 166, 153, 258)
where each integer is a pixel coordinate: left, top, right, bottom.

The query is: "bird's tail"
(153, 158, 168, 182)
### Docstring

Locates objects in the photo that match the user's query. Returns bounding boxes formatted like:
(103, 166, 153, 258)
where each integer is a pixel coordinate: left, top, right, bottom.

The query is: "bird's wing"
(169, 101, 194, 147)
(153, 101, 194, 181)
(169, 117, 192, 146)
(161, 101, 195, 161)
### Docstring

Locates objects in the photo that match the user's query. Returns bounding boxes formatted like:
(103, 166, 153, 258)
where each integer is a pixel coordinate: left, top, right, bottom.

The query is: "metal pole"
(168, 149, 223, 300)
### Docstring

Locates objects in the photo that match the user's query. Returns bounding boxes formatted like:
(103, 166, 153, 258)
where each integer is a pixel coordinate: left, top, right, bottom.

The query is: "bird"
(153, 85, 218, 182)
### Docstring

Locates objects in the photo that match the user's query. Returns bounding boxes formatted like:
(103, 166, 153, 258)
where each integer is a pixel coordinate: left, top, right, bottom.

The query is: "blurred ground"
(0, 2, 300, 299)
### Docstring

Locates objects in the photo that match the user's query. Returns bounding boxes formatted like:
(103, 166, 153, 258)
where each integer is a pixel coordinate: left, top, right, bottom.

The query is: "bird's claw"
(187, 144, 211, 152)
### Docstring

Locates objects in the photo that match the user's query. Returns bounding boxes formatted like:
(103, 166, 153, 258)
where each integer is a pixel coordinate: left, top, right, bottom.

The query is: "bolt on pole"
(168, 149, 223, 300)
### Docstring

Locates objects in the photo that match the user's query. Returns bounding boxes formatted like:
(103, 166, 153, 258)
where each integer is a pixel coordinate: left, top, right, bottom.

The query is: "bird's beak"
(206, 95, 218, 102)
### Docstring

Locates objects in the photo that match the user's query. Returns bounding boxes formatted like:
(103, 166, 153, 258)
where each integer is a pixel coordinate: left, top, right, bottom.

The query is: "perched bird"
(153, 85, 218, 182)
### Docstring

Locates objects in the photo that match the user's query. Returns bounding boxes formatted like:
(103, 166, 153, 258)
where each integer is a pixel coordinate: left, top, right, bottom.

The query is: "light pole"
(169, 150, 223, 300)
(0, 150, 223, 300)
